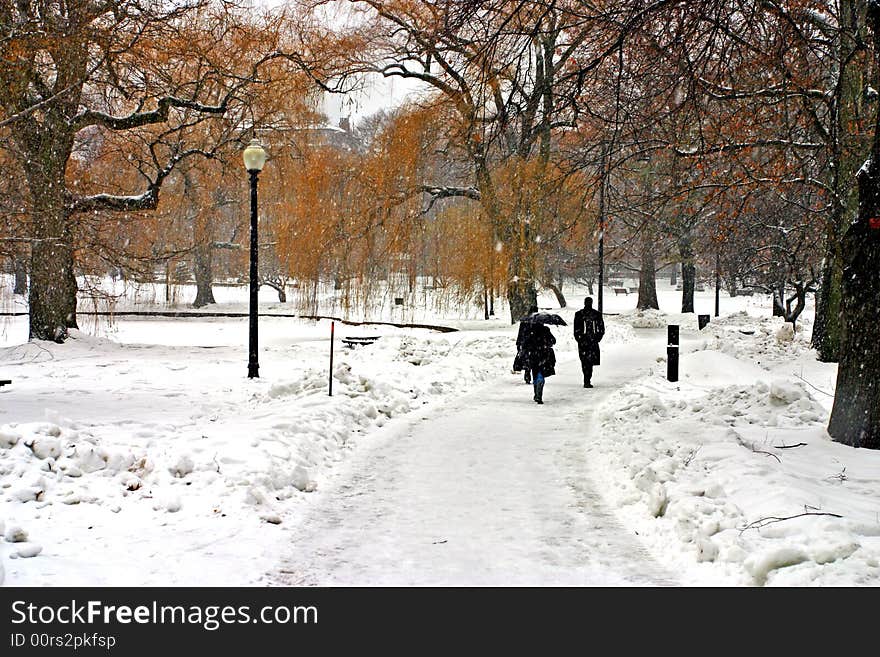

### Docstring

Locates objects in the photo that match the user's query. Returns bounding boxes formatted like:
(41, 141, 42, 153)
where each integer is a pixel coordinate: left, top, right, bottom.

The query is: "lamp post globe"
(243, 139, 268, 172)
(244, 139, 267, 379)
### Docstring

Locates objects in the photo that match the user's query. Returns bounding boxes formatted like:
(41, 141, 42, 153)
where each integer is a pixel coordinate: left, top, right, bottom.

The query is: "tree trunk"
(547, 281, 566, 308)
(828, 1, 880, 446)
(678, 228, 696, 312)
(772, 282, 785, 317)
(670, 264, 677, 286)
(28, 192, 78, 341)
(813, 0, 870, 363)
(165, 260, 172, 305)
(262, 280, 286, 302)
(784, 285, 808, 326)
(828, 166, 880, 448)
(507, 271, 537, 323)
(814, 204, 848, 357)
(681, 263, 695, 313)
(726, 278, 738, 297)
(192, 241, 216, 308)
(19, 125, 79, 340)
(505, 213, 538, 323)
(13, 256, 27, 295)
(637, 231, 659, 310)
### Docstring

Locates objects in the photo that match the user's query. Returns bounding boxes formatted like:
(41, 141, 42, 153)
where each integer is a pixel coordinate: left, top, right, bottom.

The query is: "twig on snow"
(739, 511, 843, 535)
(792, 372, 833, 397)
(826, 467, 847, 482)
(683, 445, 702, 467)
(733, 430, 781, 463)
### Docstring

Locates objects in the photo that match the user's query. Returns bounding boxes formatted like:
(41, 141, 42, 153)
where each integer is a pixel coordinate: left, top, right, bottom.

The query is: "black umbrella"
(518, 312, 567, 326)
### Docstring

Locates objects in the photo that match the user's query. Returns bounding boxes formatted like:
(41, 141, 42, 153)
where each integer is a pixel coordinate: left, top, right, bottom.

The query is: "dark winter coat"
(513, 320, 534, 371)
(522, 324, 556, 377)
(574, 307, 605, 366)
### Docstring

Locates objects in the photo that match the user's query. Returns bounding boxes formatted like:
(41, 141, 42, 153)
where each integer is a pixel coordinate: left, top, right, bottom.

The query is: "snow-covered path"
(274, 341, 677, 586)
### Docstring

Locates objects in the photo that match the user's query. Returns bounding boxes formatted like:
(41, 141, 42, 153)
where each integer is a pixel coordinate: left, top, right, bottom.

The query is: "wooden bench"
(613, 287, 629, 295)
(341, 336, 379, 348)
(0, 380, 11, 387)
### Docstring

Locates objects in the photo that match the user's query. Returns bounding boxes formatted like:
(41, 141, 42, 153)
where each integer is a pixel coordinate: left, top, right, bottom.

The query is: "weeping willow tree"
(265, 98, 593, 319)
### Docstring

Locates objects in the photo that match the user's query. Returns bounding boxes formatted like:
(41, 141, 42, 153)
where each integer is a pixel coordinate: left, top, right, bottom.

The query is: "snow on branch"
(695, 78, 828, 101)
(419, 185, 481, 201)
(67, 189, 159, 214)
(673, 140, 823, 157)
(67, 148, 215, 214)
(71, 96, 228, 132)
(418, 185, 481, 214)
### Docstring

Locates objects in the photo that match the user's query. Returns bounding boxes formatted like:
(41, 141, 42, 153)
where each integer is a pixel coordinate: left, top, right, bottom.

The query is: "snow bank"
(0, 327, 516, 585)
(588, 315, 880, 586)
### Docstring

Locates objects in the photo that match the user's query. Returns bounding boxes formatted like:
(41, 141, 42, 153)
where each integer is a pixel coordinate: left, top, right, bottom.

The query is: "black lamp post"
(243, 139, 268, 379)
(715, 246, 721, 317)
(597, 147, 608, 314)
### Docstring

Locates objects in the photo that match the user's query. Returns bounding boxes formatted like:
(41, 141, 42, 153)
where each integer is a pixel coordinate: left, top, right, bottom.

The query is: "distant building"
(293, 117, 360, 152)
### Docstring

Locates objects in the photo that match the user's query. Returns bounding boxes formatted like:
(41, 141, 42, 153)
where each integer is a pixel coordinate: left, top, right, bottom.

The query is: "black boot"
(535, 379, 544, 404)
(524, 371, 531, 384)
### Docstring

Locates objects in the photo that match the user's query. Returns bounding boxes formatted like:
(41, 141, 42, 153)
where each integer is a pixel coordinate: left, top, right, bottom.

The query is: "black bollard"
(698, 314, 710, 330)
(329, 321, 335, 396)
(667, 324, 679, 382)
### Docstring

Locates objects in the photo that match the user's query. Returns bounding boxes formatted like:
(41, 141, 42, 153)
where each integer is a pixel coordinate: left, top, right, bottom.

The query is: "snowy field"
(1, 277, 878, 586)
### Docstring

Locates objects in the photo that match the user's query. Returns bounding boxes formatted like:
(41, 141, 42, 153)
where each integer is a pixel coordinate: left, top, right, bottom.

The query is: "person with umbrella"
(573, 296, 605, 388)
(514, 305, 539, 383)
(519, 311, 566, 404)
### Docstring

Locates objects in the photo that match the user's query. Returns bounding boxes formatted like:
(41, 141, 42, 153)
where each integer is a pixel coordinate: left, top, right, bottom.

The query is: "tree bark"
(679, 230, 695, 312)
(26, 180, 78, 340)
(772, 282, 785, 317)
(827, 164, 880, 448)
(546, 281, 567, 308)
(262, 280, 287, 302)
(28, 221, 78, 340)
(192, 241, 216, 308)
(784, 284, 808, 325)
(13, 256, 27, 295)
(681, 263, 695, 313)
(507, 265, 538, 322)
(813, 0, 869, 362)
(188, 168, 216, 309)
(637, 231, 659, 310)
(828, 1, 880, 448)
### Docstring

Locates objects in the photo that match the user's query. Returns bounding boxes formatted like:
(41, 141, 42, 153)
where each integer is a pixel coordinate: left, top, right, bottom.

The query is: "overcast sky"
(253, 0, 429, 128)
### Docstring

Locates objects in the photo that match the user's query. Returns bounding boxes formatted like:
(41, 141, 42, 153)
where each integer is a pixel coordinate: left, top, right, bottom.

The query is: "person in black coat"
(573, 296, 605, 388)
(514, 305, 539, 383)
(522, 322, 556, 404)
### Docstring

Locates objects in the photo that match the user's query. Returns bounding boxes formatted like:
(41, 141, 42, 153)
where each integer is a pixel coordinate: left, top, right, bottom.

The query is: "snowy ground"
(1, 278, 878, 586)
